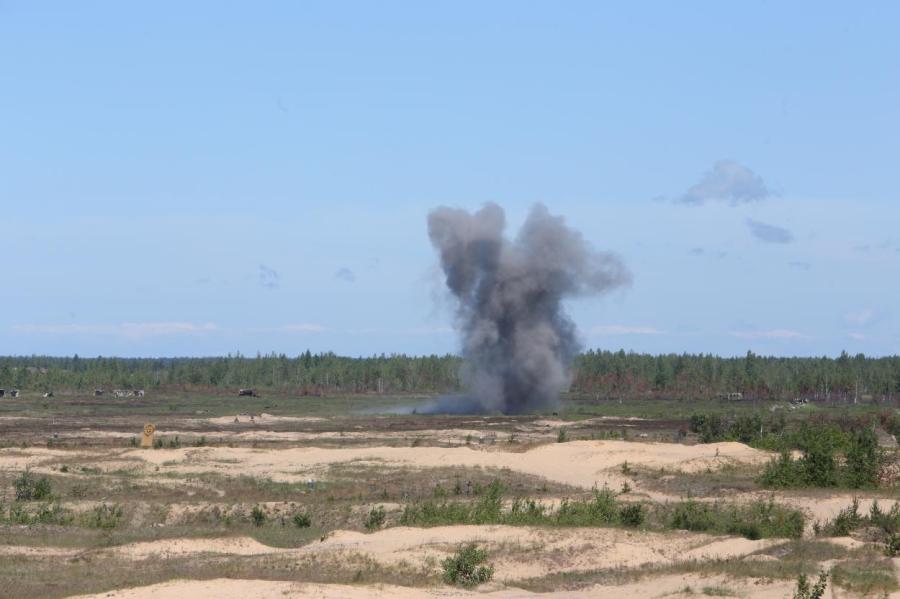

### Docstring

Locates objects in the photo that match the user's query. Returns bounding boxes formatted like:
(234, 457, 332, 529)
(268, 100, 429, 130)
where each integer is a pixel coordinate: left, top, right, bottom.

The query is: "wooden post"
(141, 423, 156, 448)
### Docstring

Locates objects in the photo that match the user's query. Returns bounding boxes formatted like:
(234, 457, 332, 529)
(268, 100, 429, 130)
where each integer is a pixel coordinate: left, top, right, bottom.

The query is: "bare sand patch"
(88, 525, 779, 583)
(108, 536, 280, 560)
(68, 574, 797, 598)
(0, 545, 79, 558)
(308, 525, 780, 581)
(123, 440, 769, 489)
(205, 414, 326, 426)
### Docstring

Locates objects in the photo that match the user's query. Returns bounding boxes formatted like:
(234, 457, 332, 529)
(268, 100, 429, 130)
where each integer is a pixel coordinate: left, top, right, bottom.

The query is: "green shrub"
(251, 505, 266, 527)
(792, 571, 827, 599)
(670, 499, 715, 532)
(292, 511, 311, 528)
(14, 470, 52, 501)
(885, 533, 900, 557)
(557, 428, 568, 443)
(843, 428, 883, 488)
(364, 505, 386, 531)
(619, 503, 645, 527)
(758, 451, 798, 488)
(441, 543, 494, 588)
(798, 434, 838, 487)
(823, 498, 862, 536)
(86, 503, 123, 529)
(730, 414, 763, 444)
(668, 498, 803, 539)
(690, 413, 726, 443)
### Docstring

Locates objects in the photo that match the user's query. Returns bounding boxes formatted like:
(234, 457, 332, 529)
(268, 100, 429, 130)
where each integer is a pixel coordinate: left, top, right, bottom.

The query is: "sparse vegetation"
(759, 425, 888, 489)
(251, 505, 267, 527)
(364, 506, 386, 531)
(293, 511, 312, 528)
(817, 498, 900, 556)
(14, 470, 53, 501)
(441, 543, 494, 588)
(792, 571, 828, 599)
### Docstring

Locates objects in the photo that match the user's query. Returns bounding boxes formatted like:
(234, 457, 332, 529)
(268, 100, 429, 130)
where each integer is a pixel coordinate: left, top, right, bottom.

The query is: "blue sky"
(2, 1, 898, 358)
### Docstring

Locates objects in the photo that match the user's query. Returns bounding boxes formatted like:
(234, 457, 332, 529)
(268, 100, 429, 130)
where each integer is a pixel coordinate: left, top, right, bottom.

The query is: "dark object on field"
(9, 389, 19, 398)
(0, 389, 5, 398)
(43, 391, 54, 398)
(238, 388, 259, 397)
(94, 389, 104, 396)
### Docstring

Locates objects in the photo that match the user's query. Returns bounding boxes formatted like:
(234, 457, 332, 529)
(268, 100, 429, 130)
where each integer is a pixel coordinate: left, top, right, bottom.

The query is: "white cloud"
(730, 329, 806, 340)
(677, 160, 771, 205)
(13, 322, 218, 339)
(843, 308, 884, 328)
(251, 323, 328, 333)
(590, 325, 663, 336)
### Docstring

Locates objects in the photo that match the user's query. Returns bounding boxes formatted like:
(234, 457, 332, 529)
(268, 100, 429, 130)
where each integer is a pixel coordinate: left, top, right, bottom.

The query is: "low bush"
(619, 503, 645, 527)
(14, 470, 53, 501)
(667, 497, 804, 539)
(819, 498, 900, 556)
(441, 543, 494, 588)
(792, 571, 828, 599)
(364, 505, 386, 531)
(400, 480, 800, 539)
(292, 511, 311, 528)
(85, 503, 123, 529)
(251, 505, 266, 527)
(759, 426, 885, 489)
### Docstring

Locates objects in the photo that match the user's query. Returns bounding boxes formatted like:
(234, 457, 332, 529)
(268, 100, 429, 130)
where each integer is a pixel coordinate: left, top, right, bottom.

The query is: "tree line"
(1, 350, 899, 400)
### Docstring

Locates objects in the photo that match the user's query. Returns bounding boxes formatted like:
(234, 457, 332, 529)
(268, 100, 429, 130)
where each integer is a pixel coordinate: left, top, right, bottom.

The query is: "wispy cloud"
(258, 264, 280, 289)
(843, 308, 886, 328)
(12, 322, 218, 339)
(250, 323, 328, 333)
(676, 160, 771, 206)
(591, 325, 663, 336)
(746, 219, 794, 244)
(334, 267, 356, 283)
(848, 332, 867, 341)
(730, 329, 806, 340)
(789, 261, 811, 271)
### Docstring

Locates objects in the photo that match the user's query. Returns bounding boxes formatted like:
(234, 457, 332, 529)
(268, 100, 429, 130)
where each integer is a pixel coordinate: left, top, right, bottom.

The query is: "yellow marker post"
(141, 423, 156, 448)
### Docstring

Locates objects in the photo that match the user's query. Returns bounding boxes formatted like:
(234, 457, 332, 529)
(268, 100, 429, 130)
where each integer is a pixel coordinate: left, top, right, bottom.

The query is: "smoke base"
(428, 203, 630, 414)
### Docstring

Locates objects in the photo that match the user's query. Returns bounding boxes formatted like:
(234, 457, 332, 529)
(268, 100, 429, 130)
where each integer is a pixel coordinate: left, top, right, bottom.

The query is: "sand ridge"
(122, 440, 771, 489)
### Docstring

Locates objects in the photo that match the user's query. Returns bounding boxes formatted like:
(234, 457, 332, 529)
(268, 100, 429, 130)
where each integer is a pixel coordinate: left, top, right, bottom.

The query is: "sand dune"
(124, 440, 770, 490)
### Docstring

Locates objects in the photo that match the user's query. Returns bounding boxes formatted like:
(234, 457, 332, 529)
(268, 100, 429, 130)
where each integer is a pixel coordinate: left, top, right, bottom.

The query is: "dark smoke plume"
(427, 203, 631, 414)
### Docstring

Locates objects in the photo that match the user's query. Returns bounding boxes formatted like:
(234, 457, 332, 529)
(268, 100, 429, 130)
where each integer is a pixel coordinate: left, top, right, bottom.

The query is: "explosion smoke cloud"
(428, 203, 631, 414)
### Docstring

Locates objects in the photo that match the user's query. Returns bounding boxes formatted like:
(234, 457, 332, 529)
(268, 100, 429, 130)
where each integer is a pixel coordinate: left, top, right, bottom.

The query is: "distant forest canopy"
(1, 350, 900, 400)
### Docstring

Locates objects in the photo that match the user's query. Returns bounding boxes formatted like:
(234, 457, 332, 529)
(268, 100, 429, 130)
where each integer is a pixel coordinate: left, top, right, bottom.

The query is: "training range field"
(0, 391, 897, 599)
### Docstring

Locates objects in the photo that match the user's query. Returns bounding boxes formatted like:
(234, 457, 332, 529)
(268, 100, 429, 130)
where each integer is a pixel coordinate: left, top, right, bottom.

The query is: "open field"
(1, 391, 897, 598)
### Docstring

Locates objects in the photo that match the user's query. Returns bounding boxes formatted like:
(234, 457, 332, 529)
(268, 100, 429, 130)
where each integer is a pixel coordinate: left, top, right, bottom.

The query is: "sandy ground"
(119, 440, 770, 492)
(68, 575, 802, 599)
(45, 525, 781, 579)
(204, 414, 327, 426)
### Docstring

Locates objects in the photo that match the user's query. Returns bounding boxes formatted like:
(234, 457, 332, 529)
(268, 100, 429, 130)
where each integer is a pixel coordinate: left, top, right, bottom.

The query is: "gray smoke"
(428, 203, 631, 414)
